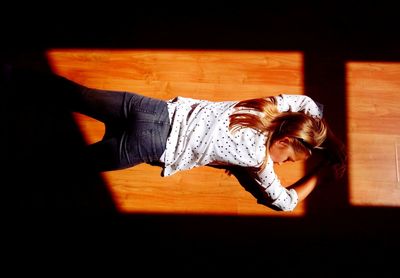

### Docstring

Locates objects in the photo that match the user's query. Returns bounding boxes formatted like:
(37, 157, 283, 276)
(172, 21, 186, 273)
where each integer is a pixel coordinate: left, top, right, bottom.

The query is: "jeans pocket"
(135, 127, 155, 163)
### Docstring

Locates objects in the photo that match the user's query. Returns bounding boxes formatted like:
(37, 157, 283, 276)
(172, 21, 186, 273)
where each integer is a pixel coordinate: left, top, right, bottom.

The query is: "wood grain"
(46, 49, 400, 215)
(347, 62, 400, 207)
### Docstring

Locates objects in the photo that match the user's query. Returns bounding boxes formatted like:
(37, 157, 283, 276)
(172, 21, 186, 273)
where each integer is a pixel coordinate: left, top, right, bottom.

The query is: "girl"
(59, 74, 346, 212)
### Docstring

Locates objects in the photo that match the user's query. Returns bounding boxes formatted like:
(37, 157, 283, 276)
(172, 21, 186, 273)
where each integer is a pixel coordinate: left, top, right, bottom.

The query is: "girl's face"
(269, 137, 308, 165)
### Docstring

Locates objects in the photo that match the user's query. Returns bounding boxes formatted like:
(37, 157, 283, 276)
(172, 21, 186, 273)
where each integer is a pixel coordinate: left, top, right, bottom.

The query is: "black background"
(1, 1, 399, 276)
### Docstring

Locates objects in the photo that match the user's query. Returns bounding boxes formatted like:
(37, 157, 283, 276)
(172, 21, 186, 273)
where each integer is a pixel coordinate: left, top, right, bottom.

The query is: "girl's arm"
(287, 162, 331, 203)
(274, 94, 324, 119)
(254, 148, 342, 210)
(288, 131, 346, 203)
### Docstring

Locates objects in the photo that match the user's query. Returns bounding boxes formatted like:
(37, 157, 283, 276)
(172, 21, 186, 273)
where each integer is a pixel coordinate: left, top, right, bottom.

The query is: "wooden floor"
(347, 62, 400, 207)
(46, 49, 400, 216)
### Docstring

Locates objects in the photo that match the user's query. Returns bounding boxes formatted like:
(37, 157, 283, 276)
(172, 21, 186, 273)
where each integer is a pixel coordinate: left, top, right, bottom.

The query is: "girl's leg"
(52, 74, 171, 171)
(84, 136, 139, 171)
(85, 97, 171, 172)
(54, 73, 139, 124)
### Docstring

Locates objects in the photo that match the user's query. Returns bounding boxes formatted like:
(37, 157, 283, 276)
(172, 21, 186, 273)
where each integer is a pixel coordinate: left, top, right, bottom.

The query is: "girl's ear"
(278, 137, 291, 146)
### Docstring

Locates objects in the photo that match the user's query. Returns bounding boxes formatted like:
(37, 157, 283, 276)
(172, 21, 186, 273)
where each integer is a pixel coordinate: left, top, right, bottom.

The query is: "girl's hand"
(322, 144, 347, 180)
(320, 128, 347, 180)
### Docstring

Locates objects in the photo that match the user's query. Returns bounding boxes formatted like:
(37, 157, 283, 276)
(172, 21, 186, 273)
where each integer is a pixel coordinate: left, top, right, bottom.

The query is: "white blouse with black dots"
(159, 94, 324, 211)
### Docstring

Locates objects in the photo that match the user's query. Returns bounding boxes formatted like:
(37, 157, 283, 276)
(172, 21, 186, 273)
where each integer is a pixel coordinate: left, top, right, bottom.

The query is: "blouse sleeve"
(274, 94, 324, 119)
(253, 156, 299, 211)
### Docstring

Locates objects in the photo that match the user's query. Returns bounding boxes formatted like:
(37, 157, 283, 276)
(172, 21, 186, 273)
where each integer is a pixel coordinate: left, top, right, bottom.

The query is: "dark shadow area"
(304, 50, 350, 212)
(0, 59, 118, 215)
(2, 1, 400, 275)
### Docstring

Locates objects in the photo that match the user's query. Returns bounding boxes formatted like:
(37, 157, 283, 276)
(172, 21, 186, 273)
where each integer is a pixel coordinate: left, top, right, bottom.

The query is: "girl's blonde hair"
(229, 96, 327, 171)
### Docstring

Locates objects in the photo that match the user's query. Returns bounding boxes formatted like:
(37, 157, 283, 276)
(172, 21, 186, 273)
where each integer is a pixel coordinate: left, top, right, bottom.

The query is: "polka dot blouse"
(159, 94, 324, 211)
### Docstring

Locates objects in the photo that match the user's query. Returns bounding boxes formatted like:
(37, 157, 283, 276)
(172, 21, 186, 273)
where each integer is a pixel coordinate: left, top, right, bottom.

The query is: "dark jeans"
(58, 75, 170, 171)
